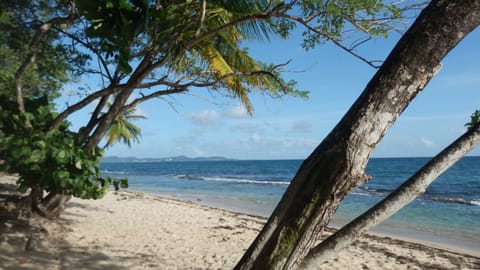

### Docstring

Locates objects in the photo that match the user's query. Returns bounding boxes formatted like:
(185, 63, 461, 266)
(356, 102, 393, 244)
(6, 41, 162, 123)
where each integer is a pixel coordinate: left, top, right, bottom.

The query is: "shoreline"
(133, 187, 480, 257)
(1, 176, 479, 269)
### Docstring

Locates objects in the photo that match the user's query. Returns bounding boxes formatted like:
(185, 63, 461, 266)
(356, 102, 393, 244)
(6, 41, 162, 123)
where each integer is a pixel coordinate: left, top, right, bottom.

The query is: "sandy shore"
(1, 175, 479, 269)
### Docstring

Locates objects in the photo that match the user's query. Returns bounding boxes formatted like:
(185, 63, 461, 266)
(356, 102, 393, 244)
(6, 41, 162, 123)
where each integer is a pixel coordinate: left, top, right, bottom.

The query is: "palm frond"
(103, 106, 146, 148)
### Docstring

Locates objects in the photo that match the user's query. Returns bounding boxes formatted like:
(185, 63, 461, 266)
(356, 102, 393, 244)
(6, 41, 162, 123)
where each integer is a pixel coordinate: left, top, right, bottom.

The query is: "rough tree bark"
(300, 121, 480, 269)
(235, 1, 480, 269)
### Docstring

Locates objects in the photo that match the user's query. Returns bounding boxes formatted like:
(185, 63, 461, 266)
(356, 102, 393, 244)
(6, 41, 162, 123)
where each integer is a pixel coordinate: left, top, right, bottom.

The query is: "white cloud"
(421, 137, 436, 148)
(224, 105, 249, 118)
(186, 110, 221, 126)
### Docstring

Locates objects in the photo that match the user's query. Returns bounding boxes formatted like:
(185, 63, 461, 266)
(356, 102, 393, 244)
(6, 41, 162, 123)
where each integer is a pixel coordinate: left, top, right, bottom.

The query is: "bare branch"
(282, 13, 381, 68)
(195, 0, 207, 37)
(49, 85, 120, 131)
(349, 36, 372, 51)
(54, 26, 113, 81)
(137, 75, 169, 89)
(124, 88, 188, 111)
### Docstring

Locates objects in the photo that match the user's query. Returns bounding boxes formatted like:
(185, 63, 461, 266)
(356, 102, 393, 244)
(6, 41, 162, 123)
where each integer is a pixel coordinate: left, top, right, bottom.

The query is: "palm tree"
(103, 106, 146, 149)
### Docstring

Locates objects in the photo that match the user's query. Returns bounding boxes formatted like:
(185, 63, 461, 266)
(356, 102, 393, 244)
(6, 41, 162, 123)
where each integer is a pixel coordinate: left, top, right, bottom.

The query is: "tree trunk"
(16, 186, 70, 219)
(235, 1, 480, 269)
(84, 89, 134, 149)
(16, 185, 44, 213)
(300, 122, 480, 269)
(32, 192, 71, 219)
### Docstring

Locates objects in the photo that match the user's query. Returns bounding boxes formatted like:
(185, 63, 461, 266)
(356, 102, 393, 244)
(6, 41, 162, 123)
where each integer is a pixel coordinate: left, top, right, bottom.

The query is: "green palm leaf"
(104, 106, 146, 148)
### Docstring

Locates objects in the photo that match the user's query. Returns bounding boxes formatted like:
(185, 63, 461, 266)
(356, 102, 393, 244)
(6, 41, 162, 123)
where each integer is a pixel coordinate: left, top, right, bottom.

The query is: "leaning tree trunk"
(300, 121, 480, 269)
(235, 1, 480, 269)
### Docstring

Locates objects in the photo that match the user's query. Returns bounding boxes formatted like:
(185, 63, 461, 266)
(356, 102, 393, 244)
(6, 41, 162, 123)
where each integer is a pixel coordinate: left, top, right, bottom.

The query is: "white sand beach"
(1, 175, 479, 269)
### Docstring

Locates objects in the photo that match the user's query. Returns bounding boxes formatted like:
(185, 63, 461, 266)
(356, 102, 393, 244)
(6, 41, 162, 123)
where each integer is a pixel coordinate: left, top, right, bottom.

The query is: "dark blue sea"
(100, 156, 480, 252)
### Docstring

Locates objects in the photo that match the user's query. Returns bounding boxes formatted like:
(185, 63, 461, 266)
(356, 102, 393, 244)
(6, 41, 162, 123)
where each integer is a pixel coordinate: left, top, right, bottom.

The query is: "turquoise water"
(100, 156, 480, 252)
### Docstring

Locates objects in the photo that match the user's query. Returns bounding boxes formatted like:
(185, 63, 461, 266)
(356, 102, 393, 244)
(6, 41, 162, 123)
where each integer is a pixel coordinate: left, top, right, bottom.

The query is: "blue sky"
(61, 23, 480, 160)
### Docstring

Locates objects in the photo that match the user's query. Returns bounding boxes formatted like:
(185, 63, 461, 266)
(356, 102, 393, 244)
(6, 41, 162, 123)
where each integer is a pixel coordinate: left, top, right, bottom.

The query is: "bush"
(0, 95, 127, 199)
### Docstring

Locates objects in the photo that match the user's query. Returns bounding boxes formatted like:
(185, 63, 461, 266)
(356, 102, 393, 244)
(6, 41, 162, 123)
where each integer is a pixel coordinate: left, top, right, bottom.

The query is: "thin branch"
(137, 75, 168, 89)
(54, 26, 113, 81)
(349, 36, 372, 51)
(125, 61, 290, 111)
(182, 71, 274, 88)
(124, 88, 188, 111)
(195, 0, 207, 37)
(282, 13, 381, 68)
(49, 85, 120, 131)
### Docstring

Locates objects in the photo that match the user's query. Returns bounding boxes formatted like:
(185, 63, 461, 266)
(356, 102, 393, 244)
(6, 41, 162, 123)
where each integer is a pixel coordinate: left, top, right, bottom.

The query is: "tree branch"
(14, 2, 77, 116)
(124, 88, 188, 111)
(49, 85, 120, 131)
(54, 26, 113, 81)
(195, 0, 207, 37)
(280, 13, 382, 68)
(77, 95, 110, 142)
(301, 123, 480, 268)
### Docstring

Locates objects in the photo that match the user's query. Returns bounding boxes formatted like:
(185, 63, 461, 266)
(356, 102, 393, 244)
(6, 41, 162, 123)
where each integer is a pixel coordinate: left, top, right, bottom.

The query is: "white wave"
(173, 174, 198, 180)
(101, 169, 128, 175)
(471, 200, 480, 206)
(351, 190, 374, 197)
(201, 176, 290, 186)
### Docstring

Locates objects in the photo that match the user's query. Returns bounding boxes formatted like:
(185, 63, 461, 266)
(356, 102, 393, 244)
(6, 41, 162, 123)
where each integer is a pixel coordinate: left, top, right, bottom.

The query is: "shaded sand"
(1, 176, 479, 269)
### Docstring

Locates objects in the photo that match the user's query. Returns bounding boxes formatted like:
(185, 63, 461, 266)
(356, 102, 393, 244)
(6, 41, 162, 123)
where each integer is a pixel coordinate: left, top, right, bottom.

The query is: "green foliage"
(0, 0, 89, 98)
(104, 106, 146, 148)
(76, 0, 150, 74)
(465, 110, 480, 131)
(0, 96, 127, 199)
(72, 0, 402, 113)
(298, 0, 402, 50)
(0, 0, 406, 204)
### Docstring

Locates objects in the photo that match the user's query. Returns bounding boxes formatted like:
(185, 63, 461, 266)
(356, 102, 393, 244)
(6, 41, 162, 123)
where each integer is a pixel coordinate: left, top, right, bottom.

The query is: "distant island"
(102, 155, 235, 163)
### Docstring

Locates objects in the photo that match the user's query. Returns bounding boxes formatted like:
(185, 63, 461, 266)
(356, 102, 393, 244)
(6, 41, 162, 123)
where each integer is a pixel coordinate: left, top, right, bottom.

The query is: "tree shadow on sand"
(0, 179, 158, 270)
(0, 206, 160, 269)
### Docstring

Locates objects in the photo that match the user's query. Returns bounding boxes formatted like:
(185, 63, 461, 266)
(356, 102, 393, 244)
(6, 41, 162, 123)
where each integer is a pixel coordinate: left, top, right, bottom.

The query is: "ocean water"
(100, 156, 480, 252)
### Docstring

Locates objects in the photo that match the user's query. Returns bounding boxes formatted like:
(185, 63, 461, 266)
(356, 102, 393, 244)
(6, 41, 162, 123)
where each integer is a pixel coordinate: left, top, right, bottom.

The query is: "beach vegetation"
(466, 110, 480, 131)
(0, 0, 404, 219)
(1, 0, 478, 269)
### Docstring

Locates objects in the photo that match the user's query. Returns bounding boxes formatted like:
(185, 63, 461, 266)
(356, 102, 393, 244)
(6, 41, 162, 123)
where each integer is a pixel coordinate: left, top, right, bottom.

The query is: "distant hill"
(102, 155, 235, 163)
